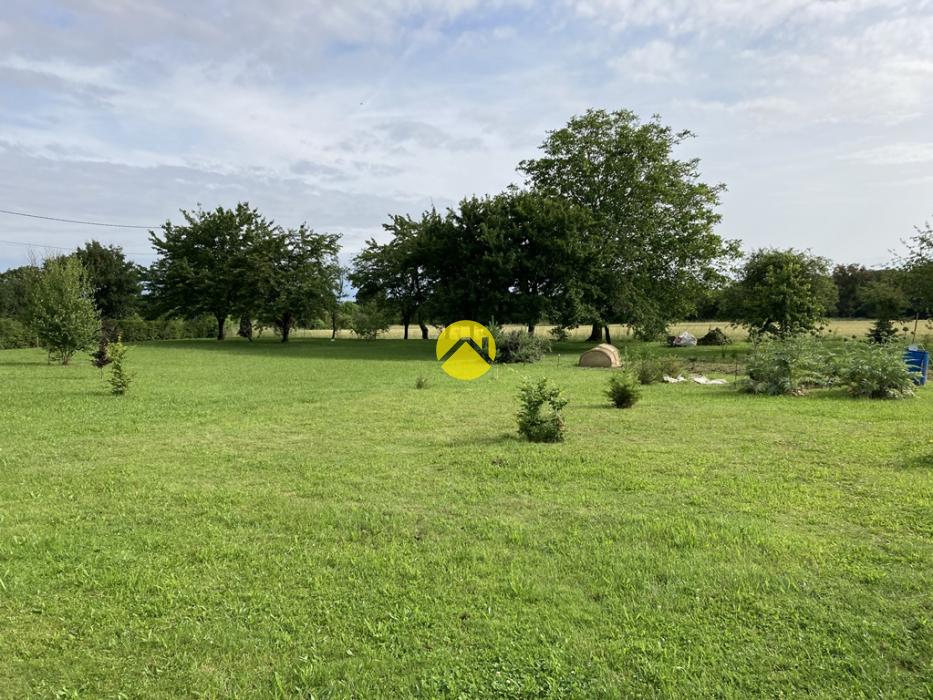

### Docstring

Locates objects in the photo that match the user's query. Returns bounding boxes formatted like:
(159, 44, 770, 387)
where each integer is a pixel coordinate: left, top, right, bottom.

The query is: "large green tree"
(727, 249, 837, 338)
(0, 265, 39, 321)
(26, 256, 100, 364)
(416, 198, 514, 324)
(351, 214, 433, 340)
(386, 188, 591, 332)
(149, 203, 272, 340)
(74, 240, 143, 319)
(354, 191, 591, 335)
(488, 189, 593, 334)
(252, 226, 341, 342)
(519, 108, 737, 341)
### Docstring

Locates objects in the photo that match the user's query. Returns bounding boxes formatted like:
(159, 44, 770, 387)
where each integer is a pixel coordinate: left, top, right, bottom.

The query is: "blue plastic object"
(904, 348, 929, 386)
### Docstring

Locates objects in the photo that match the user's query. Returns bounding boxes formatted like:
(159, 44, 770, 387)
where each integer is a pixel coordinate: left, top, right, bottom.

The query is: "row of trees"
(1, 108, 931, 348)
(149, 203, 340, 341)
(352, 110, 736, 343)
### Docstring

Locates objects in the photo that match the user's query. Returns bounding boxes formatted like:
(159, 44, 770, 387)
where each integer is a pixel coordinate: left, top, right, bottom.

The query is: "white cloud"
(566, 0, 918, 35)
(609, 40, 687, 83)
(846, 142, 933, 165)
(1, 0, 932, 268)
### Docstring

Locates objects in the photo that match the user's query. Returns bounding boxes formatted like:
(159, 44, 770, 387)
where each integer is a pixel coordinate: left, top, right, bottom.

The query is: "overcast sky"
(2, 0, 932, 271)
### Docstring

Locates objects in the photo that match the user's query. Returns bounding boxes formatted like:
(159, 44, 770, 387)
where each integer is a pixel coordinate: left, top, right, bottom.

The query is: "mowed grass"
(0, 338, 931, 698)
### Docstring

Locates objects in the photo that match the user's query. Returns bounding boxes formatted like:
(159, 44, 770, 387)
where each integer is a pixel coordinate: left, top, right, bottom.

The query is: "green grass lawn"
(1, 338, 931, 698)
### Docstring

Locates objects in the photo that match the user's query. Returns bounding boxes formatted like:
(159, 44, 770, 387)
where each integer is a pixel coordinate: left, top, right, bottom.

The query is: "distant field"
(1, 338, 930, 697)
(297, 318, 932, 343)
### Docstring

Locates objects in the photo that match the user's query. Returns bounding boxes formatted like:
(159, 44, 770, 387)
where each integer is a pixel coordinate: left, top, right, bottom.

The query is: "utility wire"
(0, 237, 157, 256)
(0, 207, 158, 230)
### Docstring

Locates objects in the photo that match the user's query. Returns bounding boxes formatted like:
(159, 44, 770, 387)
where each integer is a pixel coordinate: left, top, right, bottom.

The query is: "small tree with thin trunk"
(26, 256, 100, 364)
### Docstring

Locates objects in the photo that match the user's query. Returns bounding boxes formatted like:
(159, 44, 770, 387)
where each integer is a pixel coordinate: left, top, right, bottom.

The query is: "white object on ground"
(691, 375, 727, 385)
(663, 374, 687, 383)
(673, 331, 697, 347)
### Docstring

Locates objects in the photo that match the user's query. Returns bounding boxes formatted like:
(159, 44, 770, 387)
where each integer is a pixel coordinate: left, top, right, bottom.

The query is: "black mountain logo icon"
(438, 336, 492, 365)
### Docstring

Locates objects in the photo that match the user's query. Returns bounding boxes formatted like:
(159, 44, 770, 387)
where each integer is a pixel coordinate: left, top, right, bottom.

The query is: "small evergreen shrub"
(516, 378, 568, 443)
(491, 326, 550, 364)
(548, 326, 571, 342)
(635, 358, 661, 385)
(107, 337, 133, 395)
(743, 336, 834, 396)
(866, 319, 900, 344)
(839, 342, 914, 399)
(605, 372, 641, 408)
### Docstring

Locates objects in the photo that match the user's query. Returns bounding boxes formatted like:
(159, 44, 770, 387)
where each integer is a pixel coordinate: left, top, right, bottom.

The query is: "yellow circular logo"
(436, 320, 496, 380)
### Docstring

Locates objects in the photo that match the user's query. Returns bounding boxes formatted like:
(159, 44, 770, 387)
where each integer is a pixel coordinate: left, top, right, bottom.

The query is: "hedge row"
(103, 316, 217, 342)
(0, 316, 217, 348)
(0, 318, 33, 349)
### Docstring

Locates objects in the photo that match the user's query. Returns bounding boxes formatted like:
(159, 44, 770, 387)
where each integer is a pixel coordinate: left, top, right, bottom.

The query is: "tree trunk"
(402, 312, 411, 340)
(603, 325, 611, 344)
(419, 321, 429, 340)
(331, 310, 338, 339)
(280, 315, 291, 342)
(238, 316, 253, 341)
(215, 314, 226, 341)
(527, 323, 535, 335)
(586, 322, 601, 342)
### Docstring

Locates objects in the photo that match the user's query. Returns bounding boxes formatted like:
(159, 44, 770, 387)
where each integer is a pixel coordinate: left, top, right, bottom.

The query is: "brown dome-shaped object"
(578, 343, 621, 368)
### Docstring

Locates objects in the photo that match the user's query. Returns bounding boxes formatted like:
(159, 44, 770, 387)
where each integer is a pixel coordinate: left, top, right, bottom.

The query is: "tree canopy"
(148, 203, 275, 340)
(901, 222, 933, 319)
(251, 225, 341, 342)
(727, 249, 837, 338)
(26, 256, 100, 364)
(74, 240, 143, 319)
(519, 108, 738, 340)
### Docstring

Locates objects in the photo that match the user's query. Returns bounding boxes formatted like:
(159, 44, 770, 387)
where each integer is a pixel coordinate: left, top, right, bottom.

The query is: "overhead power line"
(0, 237, 158, 256)
(0, 207, 158, 230)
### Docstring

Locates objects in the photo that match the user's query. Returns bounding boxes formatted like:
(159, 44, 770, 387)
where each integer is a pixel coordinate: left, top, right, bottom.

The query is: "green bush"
(0, 317, 32, 349)
(605, 372, 641, 408)
(743, 336, 835, 396)
(635, 358, 661, 385)
(109, 315, 217, 342)
(106, 337, 133, 395)
(839, 342, 914, 399)
(492, 326, 550, 363)
(349, 302, 393, 340)
(516, 378, 568, 442)
(415, 375, 429, 389)
(26, 256, 99, 364)
(633, 355, 683, 384)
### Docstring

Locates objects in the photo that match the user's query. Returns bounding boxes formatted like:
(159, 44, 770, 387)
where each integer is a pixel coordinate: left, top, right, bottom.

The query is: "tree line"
(1, 109, 931, 355)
